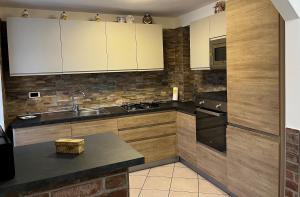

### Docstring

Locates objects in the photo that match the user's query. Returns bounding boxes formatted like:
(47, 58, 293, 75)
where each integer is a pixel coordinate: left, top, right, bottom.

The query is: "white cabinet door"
(106, 22, 137, 71)
(7, 17, 62, 76)
(136, 24, 164, 70)
(60, 20, 107, 73)
(190, 17, 210, 70)
(209, 12, 226, 38)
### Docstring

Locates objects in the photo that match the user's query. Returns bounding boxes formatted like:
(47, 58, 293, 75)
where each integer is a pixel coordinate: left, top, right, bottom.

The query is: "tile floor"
(129, 162, 229, 197)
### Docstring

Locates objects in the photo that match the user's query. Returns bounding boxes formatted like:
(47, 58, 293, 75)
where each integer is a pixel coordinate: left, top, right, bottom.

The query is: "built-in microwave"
(210, 37, 226, 69)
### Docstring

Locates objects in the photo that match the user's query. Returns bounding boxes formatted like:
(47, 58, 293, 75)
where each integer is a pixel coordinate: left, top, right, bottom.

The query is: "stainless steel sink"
(78, 108, 111, 116)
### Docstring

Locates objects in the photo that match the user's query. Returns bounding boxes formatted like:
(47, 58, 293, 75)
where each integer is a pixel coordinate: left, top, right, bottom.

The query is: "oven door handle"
(196, 108, 225, 117)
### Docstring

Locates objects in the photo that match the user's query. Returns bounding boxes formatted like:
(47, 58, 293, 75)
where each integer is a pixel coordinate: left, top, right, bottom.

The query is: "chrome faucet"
(71, 90, 86, 113)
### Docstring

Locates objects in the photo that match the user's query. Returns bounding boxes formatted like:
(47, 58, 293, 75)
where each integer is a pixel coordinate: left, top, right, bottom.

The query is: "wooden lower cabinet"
(13, 123, 72, 146)
(176, 112, 197, 166)
(119, 123, 176, 142)
(117, 111, 176, 130)
(129, 135, 176, 163)
(196, 143, 227, 186)
(71, 119, 118, 137)
(227, 125, 280, 197)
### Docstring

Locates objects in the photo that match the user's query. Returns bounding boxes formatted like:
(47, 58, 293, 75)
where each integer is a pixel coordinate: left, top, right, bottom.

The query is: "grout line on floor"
(168, 162, 176, 197)
(137, 169, 150, 197)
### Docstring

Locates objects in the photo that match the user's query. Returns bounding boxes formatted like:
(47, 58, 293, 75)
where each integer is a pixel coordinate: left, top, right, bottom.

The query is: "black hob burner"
(121, 102, 160, 112)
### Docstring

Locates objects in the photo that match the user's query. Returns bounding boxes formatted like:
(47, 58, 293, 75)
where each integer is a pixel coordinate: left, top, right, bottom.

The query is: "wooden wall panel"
(227, 0, 281, 135)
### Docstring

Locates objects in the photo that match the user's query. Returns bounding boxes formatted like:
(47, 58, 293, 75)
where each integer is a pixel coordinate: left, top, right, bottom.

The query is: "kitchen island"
(0, 133, 144, 197)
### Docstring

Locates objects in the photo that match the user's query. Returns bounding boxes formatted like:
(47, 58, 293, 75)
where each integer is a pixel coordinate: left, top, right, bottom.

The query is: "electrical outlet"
(28, 92, 40, 99)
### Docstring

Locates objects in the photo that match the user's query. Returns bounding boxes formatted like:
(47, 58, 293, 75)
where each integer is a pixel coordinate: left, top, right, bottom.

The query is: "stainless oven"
(196, 92, 227, 153)
(210, 38, 226, 69)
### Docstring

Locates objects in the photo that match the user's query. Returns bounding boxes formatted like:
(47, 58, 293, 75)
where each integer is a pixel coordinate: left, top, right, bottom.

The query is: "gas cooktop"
(121, 102, 160, 112)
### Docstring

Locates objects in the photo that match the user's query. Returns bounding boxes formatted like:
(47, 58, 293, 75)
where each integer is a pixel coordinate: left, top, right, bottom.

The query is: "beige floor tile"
(198, 180, 226, 195)
(173, 167, 198, 179)
(161, 163, 175, 168)
(174, 162, 188, 168)
(170, 178, 198, 193)
(129, 189, 141, 197)
(148, 166, 174, 177)
(169, 191, 198, 197)
(143, 177, 172, 190)
(139, 189, 169, 197)
(198, 174, 206, 179)
(129, 175, 147, 189)
(130, 169, 150, 176)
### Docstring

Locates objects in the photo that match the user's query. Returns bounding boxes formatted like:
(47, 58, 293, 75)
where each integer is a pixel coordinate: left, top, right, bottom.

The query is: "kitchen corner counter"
(11, 101, 197, 129)
(0, 133, 144, 195)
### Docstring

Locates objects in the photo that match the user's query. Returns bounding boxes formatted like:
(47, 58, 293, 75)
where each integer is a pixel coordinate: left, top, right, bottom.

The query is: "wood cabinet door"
(130, 135, 176, 163)
(118, 111, 176, 130)
(190, 17, 210, 70)
(209, 12, 226, 38)
(196, 143, 227, 186)
(227, 125, 279, 197)
(13, 123, 72, 146)
(71, 119, 118, 137)
(106, 22, 137, 71)
(136, 24, 164, 70)
(227, 0, 281, 135)
(176, 112, 197, 166)
(119, 123, 176, 142)
(60, 20, 107, 73)
(7, 17, 62, 76)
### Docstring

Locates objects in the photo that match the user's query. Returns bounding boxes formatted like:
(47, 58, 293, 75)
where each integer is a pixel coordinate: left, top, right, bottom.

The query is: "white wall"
(286, 18, 300, 130)
(271, 0, 300, 20)
(0, 7, 180, 29)
(179, 2, 216, 26)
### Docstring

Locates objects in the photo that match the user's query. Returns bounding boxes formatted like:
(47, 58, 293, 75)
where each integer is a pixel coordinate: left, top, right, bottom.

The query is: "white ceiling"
(0, 0, 216, 16)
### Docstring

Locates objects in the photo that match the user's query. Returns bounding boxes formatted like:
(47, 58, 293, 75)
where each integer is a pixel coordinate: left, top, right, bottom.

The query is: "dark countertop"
(11, 101, 197, 129)
(0, 133, 144, 195)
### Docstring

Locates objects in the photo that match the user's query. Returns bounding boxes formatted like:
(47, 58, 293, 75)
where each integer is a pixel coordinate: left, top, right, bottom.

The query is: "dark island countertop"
(0, 133, 144, 195)
(11, 101, 197, 129)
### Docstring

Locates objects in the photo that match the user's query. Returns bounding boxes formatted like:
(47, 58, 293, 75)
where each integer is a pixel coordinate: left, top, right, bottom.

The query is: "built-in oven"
(196, 92, 227, 153)
(210, 37, 226, 69)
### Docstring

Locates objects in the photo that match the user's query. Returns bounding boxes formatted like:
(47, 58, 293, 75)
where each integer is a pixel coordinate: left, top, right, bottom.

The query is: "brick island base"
(6, 169, 129, 197)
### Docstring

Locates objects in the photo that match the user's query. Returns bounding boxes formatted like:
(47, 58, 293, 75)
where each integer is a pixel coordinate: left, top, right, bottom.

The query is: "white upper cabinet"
(136, 24, 164, 70)
(7, 17, 62, 76)
(190, 17, 210, 70)
(106, 22, 137, 71)
(60, 20, 107, 73)
(209, 12, 226, 38)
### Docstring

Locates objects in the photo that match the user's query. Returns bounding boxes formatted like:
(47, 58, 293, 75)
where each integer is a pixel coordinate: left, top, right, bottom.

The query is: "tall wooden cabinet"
(227, 0, 283, 196)
(227, 126, 280, 197)
(227, 0, 281, 136)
